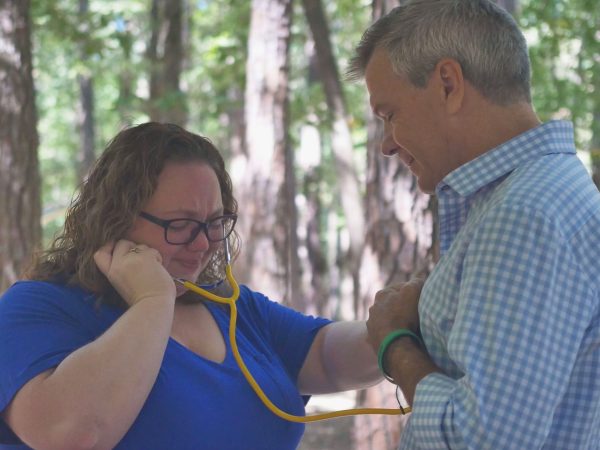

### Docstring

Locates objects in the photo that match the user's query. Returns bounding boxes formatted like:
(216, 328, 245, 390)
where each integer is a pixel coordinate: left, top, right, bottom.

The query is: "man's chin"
(417, 181, 434, 195)
(416, 174, 439, 194)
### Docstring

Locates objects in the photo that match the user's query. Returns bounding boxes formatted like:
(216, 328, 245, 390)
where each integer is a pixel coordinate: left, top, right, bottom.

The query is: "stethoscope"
(173, 239, 411, 422)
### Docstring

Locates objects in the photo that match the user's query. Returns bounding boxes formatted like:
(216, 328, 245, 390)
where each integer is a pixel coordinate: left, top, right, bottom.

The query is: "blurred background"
(1, 0, 598, 448)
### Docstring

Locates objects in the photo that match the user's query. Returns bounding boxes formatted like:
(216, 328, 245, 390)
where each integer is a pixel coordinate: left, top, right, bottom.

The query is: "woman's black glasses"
(139, 211, 237, 245)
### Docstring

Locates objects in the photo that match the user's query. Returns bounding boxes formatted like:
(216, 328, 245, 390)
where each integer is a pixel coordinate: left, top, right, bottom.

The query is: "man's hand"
(366, 278, 425, 352)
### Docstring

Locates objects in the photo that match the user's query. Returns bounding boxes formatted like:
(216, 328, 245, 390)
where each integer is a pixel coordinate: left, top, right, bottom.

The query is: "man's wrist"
(377, 328, 424, 381)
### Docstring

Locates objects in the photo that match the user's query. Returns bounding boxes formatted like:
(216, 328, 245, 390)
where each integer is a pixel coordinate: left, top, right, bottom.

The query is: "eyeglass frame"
(139, 211, 238, 245)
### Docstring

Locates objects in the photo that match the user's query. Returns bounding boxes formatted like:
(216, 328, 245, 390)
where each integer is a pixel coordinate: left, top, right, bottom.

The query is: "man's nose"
(380, 126, 397, 156)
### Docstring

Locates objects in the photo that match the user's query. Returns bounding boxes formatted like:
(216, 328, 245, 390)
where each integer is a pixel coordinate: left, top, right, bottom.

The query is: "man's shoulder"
(504, 152, 597, 208)
(479, 153, 600, 243)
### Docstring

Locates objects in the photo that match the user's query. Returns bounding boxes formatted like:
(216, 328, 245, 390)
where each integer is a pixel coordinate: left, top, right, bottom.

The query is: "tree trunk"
(293, 23, 329, 317)
(219, 86, 246, 158)
(116, 17, 135, 127)
(353, 0, 437, 448)
(0, 0, 41, 292)
(76, 0, 95, 182)
(232, 0, 299, 308)
(302, 0, 365, 313)
(299, 121, 330, 317)
(147, 0, 187, 125)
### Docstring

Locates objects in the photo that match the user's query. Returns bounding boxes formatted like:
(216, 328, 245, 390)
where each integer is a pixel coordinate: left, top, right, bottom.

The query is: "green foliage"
(520, 0, 599, 149)
(185, 0, 250, 147)
(32, 0, 152, 243)
(31, 0, 598, 244)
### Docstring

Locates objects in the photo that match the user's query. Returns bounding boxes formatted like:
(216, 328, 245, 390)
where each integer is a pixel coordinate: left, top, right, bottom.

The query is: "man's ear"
(434, 58, 464, 114)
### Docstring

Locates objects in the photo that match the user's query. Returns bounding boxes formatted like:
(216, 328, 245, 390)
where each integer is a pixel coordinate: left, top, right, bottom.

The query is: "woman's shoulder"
(235, 284, 327, 324)
(0, 280, 121, 338)
(0, 279, 107, 318)
(2, 279, 88, 303)
(235, 285, 279, 313)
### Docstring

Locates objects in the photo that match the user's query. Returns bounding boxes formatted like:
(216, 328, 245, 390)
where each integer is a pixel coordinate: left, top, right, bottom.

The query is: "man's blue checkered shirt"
(399, 121, 600, 449)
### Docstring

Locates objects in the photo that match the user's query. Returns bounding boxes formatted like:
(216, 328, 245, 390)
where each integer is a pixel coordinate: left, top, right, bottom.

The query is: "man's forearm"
(384, 338, 443, 405)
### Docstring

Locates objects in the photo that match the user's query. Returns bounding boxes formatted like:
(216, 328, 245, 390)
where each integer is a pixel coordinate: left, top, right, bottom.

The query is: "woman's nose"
(186, 229, 210, 251)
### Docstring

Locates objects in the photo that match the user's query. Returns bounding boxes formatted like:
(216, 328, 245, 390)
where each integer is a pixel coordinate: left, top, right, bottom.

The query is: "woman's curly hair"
(25, 122, 240, 308)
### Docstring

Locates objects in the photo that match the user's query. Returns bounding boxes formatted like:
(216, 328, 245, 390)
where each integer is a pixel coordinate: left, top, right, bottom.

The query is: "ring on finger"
(128, 247, 142, 254)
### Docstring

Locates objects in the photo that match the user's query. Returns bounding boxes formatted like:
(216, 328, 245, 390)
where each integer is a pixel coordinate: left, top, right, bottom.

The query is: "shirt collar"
(437, 120, 576, 198)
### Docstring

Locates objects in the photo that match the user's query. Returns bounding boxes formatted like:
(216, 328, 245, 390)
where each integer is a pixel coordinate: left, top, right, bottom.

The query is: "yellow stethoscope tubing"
(177, 264, 411, 422)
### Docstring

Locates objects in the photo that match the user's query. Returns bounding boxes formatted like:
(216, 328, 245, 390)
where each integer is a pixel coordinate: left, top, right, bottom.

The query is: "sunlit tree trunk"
(0, 0, 41, 292)
(76, 0, 95, 182)
(301, 0, 365, 313)
(219, 86, 246, 161)
(232, 0, 301, 308)
(353, 0, 437, 448)
(284, 115, 302, 309)
(298, 116, 330, 316)
(296, 42, 328, 315)
(147, 0, 187, 125)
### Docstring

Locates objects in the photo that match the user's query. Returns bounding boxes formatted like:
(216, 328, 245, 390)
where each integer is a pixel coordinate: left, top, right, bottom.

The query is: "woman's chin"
(175, 284, 188, 297)
(176, 289, 205, 304)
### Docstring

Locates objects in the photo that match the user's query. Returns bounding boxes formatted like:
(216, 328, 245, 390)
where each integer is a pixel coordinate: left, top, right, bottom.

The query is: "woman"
(0, 123, 382, 450)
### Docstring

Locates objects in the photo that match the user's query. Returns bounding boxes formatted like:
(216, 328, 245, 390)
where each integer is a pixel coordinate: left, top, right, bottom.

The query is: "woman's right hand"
(94, 239, 176, 307)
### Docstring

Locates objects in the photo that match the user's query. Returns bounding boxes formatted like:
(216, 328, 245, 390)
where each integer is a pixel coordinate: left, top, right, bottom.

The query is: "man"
(348, 0, 600, 448)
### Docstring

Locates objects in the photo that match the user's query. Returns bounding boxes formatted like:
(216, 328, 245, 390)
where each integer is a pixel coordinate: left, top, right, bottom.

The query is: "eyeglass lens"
(166, 217, 234, 244)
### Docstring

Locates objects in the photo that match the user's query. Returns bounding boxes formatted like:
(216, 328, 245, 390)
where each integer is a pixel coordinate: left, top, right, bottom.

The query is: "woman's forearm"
(298, 321, 382, 395)
(322, 321, 383, 389)
(4, 294, 175, 450)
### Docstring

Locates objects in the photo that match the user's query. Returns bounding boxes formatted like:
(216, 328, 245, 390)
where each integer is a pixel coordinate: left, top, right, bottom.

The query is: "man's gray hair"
(347, 0, 531, 105)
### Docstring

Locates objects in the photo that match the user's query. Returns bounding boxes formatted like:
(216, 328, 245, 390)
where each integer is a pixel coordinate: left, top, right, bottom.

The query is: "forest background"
(1, 0, 598, 448)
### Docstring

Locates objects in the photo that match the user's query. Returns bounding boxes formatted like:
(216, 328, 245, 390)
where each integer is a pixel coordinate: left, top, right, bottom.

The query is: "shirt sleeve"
(0, 282, 100, 415)
(405, 205, 595, 449)
(236, 286, 331, 382)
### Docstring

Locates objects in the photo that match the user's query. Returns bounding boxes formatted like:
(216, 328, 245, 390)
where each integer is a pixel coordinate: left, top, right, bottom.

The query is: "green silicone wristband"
(377, 328, 423, 382)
